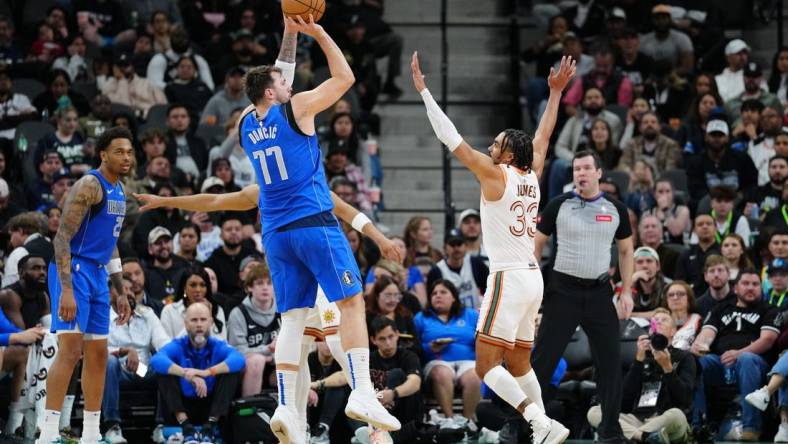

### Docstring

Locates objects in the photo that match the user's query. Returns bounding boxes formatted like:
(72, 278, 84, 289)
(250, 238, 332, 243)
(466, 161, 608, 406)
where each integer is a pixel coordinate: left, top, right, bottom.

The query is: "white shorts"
(424, 359, 476, 382)
(304, 288, 341, 340)
(476, 268, 543, 350)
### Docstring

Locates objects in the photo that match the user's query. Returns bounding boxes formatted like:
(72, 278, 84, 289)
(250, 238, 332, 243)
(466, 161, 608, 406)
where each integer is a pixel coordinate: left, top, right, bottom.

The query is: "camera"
(649, 333, 668, 351)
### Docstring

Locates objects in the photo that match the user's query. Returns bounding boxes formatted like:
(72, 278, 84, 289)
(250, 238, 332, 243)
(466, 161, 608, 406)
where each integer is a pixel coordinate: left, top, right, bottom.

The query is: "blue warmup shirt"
(0, 307, 21, 346)
(239, 103, 334, 233)
(414, 308, 479, 362)
(151, 336, 245, 398)
(71, 170, 125, 264)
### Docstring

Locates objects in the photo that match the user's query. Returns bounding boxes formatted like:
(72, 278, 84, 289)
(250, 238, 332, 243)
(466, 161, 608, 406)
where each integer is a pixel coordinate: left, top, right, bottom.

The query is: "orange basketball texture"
(282, 0, 325, 22)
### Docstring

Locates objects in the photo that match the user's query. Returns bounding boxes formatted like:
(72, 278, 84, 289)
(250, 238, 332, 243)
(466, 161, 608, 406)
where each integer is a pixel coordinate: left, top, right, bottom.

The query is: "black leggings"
(157, 373, 241, 425)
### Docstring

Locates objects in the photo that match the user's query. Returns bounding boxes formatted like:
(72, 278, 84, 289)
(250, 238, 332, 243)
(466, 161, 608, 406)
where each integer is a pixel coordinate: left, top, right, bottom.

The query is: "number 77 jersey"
(480, 164, 541, 272)
(239, 103, 335, 234)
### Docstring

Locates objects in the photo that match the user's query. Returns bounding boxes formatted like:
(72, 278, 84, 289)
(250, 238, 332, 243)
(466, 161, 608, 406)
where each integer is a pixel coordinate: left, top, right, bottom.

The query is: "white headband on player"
(419, 88, 463, 151)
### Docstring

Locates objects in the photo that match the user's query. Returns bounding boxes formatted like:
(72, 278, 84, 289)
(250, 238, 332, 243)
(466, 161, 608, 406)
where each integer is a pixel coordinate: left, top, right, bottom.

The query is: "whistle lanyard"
(782, 204, 788, 227)
(712, 210, 733, 244)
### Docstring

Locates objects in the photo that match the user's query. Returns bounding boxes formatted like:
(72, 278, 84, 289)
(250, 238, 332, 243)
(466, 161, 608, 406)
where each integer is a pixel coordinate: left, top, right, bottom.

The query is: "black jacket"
(621, 347, 696, 417)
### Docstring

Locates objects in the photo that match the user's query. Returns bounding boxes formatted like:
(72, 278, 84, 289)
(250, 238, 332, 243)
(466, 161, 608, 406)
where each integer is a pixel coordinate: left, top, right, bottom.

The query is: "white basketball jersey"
(480, 164, 540, 272)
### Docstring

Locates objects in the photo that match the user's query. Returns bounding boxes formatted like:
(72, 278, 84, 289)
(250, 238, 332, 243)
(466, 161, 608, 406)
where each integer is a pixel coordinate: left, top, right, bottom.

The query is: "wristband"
(107, 258, 122, 274)
(351, 213, 371, 233)
(274, 59, 296, 88)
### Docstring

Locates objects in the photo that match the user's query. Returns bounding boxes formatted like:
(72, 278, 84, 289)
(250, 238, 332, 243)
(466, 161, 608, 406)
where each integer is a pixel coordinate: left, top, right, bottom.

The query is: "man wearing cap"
(457, 208, 488, 264)
(0, 66, 37, 141)
(27, 149, 65, 210)
(640, 4, 694, 75)
(716, 39, 756, 103)
(622, 246, 671, 319)
(144, 226, 189, 303)
(102, 52, 166, 119)
(765, 259, 788, 309)
(36, 172, 72, 212)
(426, 232, 488, 310)
(686, 119, 758, 209)
(614, 27, 655, 98)
(200, 66, 251, 126)
(726, 63, 782, 123)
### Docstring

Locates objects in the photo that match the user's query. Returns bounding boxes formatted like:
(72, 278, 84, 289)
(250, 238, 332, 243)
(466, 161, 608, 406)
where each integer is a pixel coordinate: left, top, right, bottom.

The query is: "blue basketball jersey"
(70, 169, 125, 264)
(239, 103, 334, 233)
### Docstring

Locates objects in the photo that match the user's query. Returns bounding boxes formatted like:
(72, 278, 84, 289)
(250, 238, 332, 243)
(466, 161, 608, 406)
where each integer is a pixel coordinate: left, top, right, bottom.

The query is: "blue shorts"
(49, 257, 110, 336)
(263, 223, 362, 312)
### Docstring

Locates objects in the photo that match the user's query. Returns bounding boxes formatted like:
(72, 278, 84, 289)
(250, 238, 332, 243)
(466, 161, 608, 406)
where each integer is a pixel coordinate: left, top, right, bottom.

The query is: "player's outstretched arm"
(134, 186, 259, 212)
(411, 52, 499, 184)
(289, 16, 354, 118)
(330, 193, 401, 263)
(532, 56, 576, 179)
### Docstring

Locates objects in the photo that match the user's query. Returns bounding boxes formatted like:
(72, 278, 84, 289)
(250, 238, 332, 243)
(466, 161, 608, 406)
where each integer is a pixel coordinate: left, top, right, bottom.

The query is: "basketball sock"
(276, 369, 298, 409)
(59, 395, 75, 430)
(36, 409, 60, 444)
(516, 370, 545, 411)
(6, 400, 25, 435)
(326, 333, 351, 382)
(346, 348, 374, 393)
(295, 337, 314, 424)
(81, 411, 101, 443)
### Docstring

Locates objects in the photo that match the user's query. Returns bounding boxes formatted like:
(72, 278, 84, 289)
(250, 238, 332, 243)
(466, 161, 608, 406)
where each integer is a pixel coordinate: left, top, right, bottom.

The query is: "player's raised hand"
(377, 237, 401, 264)
(283, 14, 298, 34)
(547, 56, 577, 92)
(133, 193, 163, 212)
(411, 51, 427, 93)
(285, 14, 323, 38)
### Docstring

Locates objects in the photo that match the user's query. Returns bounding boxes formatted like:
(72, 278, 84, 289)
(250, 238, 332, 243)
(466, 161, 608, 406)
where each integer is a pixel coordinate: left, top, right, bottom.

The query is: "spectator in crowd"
(201, 67, 249, 126)
(426, 232, 488, 310)
(745, 154, 786, 218)
(638, 215, 678, 279)
(645, 179, 691, 246)
(102, 276, 169, 443)
(0, 177, 21, 229)
(716, 39, 753, 103)
(614, 28, 654, 98)
(365, 236, 427, 307)
(135, 128, 168, 179)
(74, 0, 136, 48)
(765, 259, 788, 309)
(0, 16, 24, 66)
(414, 280, 481, 424)
(33, 170, 71, 213)
(455, 209, 486, 263)
(676, 92, 723, 157)
(31, 22, 64, 64)
(675, 214, 721, 294)
(727, 64, 782, 124)
(28, 149, 65, 209)
(145, 226, 189, 303)
(563, 45, 633, 110)
(102, 52, 167, 119)
(45, 206, 60, 239)
(576, 118, 622, 171)
(165, 56, 213, 122)
(78, 95, 113, 145)
(160, 265, 227, 340)
(686, 120, 758, 208)
(626, 246, 671, 319)
(131, 33, 155, 78)
(763, 186, 788, 233)
(234, 7, 280, 63)
(748, 106, 782, 187)
(642, 61, 693, 124)
(122, 257, 163, 317)
(0, 254, 50, 330)
(690, 270, 779, 441)
(662, 281, 702, 351)
(365, 276, 421, 357)
(703, 186, 752, 248)
(0, 67, 37, 141)
(33, 68, 89, 117)
(403, 216, 443, 272)
(619, 112, 681, 175)
(51, 35, 93, 84)
(323, 145, 372, 212)
(639, 4, 694, 75)
(36, 106, 89, 175)
(322, 112, 371, 180)
(721, 234, 754, 282)
(561, 0, 605, 44)
(3, 212, 52, 286)
(180, 209, 223, 263)
(147, 11, 174, 53)
(45, 5, 72, 45)
(731, 99, 764, 152)
(619, 97, 650, 149)
(151, 301, 244, 444)
(625, 160, 657, 216)
(587, 308, 695, 443)
(337, 16, 380, 111)
(132, 181, 184, 259)
(147, 27, 214, 91)
(204, 214, 257, 297)
(207, 111, 254, 188)
(214, 30, 267, 84)
(165, 103, 208, 180)
(769, 47, 788, 108)
(174, 223, 200, 264)
(522, 15, 569, 79)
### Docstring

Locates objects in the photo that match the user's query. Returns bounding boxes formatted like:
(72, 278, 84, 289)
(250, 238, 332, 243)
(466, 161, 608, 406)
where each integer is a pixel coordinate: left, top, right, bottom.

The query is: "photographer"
(587, 309, 695, 443)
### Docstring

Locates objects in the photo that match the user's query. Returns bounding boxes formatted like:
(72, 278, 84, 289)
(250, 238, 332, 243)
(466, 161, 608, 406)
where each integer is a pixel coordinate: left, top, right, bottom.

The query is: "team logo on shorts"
(342, 270, 354, 286)
(323, 309, 336, 323)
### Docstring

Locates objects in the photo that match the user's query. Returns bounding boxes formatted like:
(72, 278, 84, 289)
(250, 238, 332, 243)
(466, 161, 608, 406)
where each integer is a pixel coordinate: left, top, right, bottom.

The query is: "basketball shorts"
(49, 257, 110, 338)
(476, 268, 543, 349)
(304, 289, 341, 340)
(263, 223, 362, 312)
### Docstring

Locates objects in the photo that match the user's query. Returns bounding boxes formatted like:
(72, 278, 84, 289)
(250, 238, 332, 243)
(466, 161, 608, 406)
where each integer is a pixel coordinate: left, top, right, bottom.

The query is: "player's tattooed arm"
(53, 175, 102, 290)
(109, 247, 124, 295)
(278, 21, 298, 64)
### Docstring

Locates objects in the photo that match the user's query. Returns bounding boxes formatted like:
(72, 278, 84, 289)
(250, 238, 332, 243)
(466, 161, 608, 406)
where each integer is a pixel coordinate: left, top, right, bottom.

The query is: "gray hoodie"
(227, 296, 279, 355)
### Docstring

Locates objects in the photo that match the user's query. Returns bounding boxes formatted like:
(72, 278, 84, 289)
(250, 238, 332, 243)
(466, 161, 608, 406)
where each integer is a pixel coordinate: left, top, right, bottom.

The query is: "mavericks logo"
(342, 270, 354, 286)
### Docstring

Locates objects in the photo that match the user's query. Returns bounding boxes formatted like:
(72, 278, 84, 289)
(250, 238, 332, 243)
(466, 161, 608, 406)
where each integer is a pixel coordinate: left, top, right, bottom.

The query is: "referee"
(533, 150, 634, 443)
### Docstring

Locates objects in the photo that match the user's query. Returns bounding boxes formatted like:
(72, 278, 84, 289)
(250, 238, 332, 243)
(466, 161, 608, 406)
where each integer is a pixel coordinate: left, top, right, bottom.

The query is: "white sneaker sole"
(344, 404, 401, 431)
(270, 416, 304, 444)
(541, 422, 570, 444)
(745, 392, 769, 411)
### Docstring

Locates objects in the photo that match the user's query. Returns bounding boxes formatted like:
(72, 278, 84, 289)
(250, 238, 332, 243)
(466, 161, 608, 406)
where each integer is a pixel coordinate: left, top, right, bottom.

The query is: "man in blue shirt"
(151, 301, 245, 444)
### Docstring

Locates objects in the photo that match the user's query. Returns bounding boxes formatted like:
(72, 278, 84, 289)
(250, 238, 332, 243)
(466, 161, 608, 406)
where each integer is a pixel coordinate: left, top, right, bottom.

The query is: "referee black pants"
(532, 271, 624, 440)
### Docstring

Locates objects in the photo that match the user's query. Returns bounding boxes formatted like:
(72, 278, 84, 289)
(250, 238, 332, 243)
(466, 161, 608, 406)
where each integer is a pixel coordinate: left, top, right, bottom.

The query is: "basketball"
(282, 0, 325, 22)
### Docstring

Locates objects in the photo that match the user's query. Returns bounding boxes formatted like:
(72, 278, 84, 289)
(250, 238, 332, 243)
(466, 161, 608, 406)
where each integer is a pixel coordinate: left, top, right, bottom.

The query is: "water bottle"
(17, 134, 27, 153)
(724, 366, 737, 385)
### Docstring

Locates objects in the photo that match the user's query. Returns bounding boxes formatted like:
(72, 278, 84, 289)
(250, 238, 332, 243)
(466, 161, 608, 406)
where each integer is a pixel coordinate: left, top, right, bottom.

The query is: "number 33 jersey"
(480, 165, 540, 272)
(239, 103, 334, 234)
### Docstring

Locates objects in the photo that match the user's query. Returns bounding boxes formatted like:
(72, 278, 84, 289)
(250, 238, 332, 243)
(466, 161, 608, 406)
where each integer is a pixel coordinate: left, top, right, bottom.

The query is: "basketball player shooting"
(411, 52, 576, 443)
(35, 127, 135, 444)
(235, 13, 400, 443)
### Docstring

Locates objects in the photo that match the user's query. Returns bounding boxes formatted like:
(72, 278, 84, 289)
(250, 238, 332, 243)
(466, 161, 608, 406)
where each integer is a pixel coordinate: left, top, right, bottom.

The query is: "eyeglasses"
(380, 292, 402, 301)
(666, 291, 687, 299)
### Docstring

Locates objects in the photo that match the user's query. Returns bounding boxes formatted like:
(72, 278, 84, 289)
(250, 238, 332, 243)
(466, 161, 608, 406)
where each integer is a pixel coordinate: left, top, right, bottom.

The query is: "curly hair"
(501, 128, 534, 172)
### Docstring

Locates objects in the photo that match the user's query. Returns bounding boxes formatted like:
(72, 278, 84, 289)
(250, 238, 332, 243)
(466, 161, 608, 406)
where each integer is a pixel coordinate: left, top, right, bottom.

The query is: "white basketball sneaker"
(271, 406, 305, 444)
(344, 390, 401, 431)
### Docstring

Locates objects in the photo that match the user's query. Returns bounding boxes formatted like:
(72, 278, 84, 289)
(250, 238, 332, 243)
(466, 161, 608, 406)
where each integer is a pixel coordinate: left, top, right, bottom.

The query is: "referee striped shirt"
(537, 191, 632, 279)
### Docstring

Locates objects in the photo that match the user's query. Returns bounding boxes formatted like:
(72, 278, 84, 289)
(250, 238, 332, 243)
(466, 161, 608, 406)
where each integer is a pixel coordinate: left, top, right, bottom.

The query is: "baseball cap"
(51, 171, 71, 185)
(610, 7, 627, 20)
(239, 255, 260, 272)
(651, 4, 672, 15)
(227, 66, 246, 77)
(148, 226, 172, 245)
(744, 62, 763, 78)
(445, 230, 465, 246)
(457, 208, 480, 227)
(0, 178, 9, 198)
(634, 246, 660, 262)
(725, 39, 750, 56)
(562, 31, 579, 44)
(114, 52, 131, 66)
(706, 119, 729, 136)
(769, 258, 788, 274)
(200, 176, 225, 193)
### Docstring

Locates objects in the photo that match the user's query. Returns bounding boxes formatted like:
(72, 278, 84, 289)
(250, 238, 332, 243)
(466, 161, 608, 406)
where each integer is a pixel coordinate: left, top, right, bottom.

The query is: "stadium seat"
(603, 170, 630, 197)
(196, 123, 225, 149)
(146, 104, 169, 128)
(607, 104, 628, 125)
(110, 103, 136, 119)
(72, 82, 99, 102)
(11, 78, 46, 101)
(619, 319, 648, 370)
(562, 327, 592, 370)
(16, 121, 56, 187)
